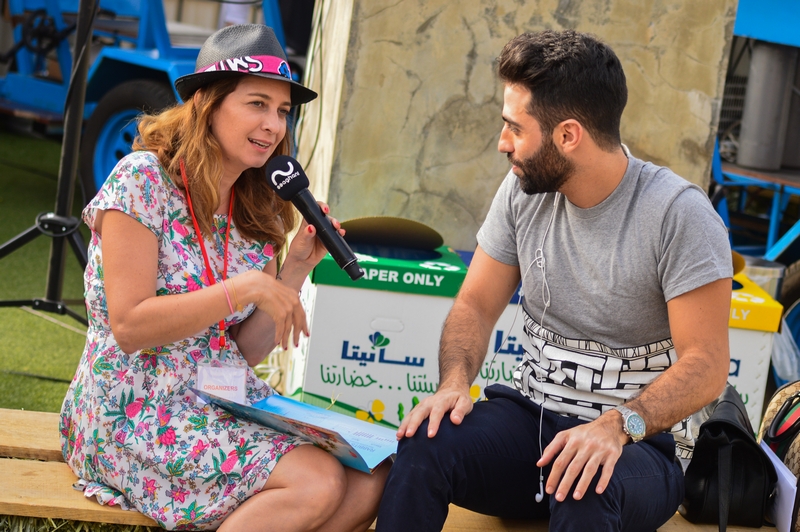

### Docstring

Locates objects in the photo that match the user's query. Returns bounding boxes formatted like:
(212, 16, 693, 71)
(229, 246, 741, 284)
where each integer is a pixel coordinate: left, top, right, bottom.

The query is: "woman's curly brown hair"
(132, 76, 298, 249)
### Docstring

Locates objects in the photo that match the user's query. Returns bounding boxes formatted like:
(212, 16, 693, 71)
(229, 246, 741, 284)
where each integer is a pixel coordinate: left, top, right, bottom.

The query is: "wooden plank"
(441, 507, 545, 531)
(0, 459, 158, 527)
(658, 513, 776, 531)
(0, 408, 63, 462)
(369, 506, 778, 531)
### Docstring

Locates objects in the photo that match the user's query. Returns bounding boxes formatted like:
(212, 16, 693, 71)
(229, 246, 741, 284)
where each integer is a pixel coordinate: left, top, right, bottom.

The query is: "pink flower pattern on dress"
(59, 152, 303, 531)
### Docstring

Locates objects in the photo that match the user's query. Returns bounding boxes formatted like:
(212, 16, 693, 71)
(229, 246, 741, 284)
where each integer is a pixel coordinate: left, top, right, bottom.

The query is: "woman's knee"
(297, 446, 347, 503)
(270, 445, 348, 519)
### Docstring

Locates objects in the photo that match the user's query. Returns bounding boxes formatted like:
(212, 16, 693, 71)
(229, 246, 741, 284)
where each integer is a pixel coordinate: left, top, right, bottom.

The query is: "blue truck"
(0, 0, 291, 203)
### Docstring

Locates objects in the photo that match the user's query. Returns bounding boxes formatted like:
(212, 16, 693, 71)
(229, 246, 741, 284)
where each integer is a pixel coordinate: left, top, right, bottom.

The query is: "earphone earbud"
(535, 479, 544, 503)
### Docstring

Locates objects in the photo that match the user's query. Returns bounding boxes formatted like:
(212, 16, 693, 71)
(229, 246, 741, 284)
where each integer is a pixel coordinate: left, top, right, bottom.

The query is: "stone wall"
(297, 0, 738, 250)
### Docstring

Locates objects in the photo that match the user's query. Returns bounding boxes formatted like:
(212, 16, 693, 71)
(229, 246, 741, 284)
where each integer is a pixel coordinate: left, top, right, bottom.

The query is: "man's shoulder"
(629, 156, 705, 207)
(633, 156, 691, 188)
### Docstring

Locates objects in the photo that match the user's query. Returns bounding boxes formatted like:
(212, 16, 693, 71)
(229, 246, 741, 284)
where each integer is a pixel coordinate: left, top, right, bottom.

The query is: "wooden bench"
(0, 408, 158, 528)
(0, 408, 775, 531)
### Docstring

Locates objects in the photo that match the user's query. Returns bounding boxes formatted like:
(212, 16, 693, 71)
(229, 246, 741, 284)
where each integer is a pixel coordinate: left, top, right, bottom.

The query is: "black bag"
(680, 383, 777, 531)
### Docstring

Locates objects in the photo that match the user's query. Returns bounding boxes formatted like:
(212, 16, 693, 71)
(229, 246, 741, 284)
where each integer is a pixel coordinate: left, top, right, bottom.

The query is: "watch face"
(626, 414, 646, 438)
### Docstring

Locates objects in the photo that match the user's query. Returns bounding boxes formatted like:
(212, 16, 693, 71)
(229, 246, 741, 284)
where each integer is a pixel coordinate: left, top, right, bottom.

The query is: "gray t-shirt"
(477, 155, 732, 458)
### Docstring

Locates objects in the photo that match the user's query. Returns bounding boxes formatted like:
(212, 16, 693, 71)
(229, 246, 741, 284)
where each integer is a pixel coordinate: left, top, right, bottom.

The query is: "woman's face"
(209, 76, 292, 181)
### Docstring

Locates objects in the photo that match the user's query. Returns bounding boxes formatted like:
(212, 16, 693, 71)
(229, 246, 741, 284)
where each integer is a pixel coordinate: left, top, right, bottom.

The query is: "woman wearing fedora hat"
(60, 24, 389, 531)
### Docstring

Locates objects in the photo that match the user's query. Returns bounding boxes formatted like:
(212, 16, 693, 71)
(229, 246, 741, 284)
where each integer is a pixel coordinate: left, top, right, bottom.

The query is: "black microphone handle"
(291, 190, 364, 280)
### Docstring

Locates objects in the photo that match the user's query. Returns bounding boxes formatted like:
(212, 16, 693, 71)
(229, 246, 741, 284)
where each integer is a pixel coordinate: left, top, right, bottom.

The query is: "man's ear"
(554, 119, 583, 154)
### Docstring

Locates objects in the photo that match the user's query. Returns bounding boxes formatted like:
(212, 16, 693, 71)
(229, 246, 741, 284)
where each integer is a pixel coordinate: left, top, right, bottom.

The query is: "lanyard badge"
(196, 361, 247, 404)
(181, 160, 248, 404)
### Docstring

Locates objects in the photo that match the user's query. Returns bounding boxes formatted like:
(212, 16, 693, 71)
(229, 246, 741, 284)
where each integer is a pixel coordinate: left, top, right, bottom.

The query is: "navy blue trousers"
(376, 385, 685, 532)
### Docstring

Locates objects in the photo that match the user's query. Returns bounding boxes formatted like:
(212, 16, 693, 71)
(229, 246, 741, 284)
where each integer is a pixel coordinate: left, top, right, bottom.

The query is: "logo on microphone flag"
(270, 161, 299, 189)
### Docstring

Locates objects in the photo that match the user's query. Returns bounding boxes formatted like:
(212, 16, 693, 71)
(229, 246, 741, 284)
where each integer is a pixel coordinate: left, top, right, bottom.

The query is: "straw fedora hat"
(174, 24, 317, 105)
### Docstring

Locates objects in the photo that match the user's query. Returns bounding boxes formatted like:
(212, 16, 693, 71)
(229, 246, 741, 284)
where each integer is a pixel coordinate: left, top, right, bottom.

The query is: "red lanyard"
(180, 159, 234, 350)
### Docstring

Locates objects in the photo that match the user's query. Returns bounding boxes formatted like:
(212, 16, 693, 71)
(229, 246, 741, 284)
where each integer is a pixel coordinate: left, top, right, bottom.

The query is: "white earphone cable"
(532, 192, 559, 503)
(481, 191, 559, 504)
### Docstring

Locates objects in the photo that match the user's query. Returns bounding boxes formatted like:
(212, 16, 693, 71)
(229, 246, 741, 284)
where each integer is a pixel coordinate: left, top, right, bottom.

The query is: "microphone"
(265, 155, 364, 281)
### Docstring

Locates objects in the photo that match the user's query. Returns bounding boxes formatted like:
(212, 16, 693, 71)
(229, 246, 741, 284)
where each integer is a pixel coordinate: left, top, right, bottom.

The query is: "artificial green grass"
(0, 307, 85, 411)
(0, 126, 88, 412)
(0, 127, 87, 302)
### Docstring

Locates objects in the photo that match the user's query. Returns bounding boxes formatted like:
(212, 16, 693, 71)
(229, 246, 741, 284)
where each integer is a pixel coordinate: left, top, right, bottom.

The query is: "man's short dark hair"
(497, 30, 627, 151)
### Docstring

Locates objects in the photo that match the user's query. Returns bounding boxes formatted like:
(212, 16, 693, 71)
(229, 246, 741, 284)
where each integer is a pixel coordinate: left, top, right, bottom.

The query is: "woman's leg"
(317, 460, 391, 532)
(219, 445, 347, 532)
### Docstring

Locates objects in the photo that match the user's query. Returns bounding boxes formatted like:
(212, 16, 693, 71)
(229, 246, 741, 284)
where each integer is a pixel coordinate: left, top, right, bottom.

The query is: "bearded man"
(376, 29, 732, 532)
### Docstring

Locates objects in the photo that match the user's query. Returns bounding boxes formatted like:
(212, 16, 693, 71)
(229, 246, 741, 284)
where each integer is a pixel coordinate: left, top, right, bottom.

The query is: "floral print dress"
(60, 151, 305, 530)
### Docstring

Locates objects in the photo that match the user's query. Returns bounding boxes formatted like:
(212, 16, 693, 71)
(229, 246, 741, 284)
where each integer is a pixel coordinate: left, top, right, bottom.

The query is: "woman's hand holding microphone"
(234, 201, 344, 350)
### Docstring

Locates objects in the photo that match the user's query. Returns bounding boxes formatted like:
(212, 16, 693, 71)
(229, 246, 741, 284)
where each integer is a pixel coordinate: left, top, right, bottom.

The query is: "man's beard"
(509, 135, 575, 195)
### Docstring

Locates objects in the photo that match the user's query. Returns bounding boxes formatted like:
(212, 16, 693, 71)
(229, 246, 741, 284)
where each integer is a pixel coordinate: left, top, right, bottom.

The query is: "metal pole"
(44, 0, 94, 303)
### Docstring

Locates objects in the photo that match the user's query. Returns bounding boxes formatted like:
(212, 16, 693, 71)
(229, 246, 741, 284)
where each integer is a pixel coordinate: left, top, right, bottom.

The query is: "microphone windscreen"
(265, 155, 309, 200)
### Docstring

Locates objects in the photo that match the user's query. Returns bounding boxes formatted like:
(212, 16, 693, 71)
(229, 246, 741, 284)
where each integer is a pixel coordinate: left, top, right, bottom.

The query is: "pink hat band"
(174, 24, 316, 104)
(197, 55, 292, 80)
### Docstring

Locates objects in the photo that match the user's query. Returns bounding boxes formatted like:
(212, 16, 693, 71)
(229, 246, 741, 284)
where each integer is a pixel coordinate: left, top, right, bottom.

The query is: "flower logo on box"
(369, 332, 390, 349)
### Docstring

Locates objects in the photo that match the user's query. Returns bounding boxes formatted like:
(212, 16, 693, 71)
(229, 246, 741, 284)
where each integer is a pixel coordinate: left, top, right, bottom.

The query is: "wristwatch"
(614, 405, 646, 443)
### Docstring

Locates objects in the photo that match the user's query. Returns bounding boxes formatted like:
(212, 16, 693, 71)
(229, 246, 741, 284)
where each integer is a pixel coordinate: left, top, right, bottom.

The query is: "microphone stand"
(0, 0, 96, 326)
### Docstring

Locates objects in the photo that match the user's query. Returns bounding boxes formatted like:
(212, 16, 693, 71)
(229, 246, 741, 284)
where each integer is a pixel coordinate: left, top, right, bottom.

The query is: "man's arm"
(397, 245, 521, 439)
(540, 278, 731, 502)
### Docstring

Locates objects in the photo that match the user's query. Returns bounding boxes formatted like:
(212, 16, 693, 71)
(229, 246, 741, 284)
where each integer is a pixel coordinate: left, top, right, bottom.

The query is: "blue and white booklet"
(192, 389, 397, 474)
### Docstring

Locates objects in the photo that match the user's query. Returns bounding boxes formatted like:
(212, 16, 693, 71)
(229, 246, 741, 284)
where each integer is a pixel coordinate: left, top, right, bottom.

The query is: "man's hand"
(396, 384, 474, 439)
(395, 247, 520, 441)
(538, 278, 732, 502)
(538, 410, 628, 501)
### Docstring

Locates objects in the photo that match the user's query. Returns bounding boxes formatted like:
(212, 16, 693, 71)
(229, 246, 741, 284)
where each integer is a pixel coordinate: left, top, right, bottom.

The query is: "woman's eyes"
(249, 101, 290, 117)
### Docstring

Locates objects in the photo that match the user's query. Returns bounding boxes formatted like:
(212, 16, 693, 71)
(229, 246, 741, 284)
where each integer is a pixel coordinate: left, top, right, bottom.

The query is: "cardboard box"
(286, 246, 466, 428)
(286, 246, 528, 428)
(728, 272, 784, 429)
